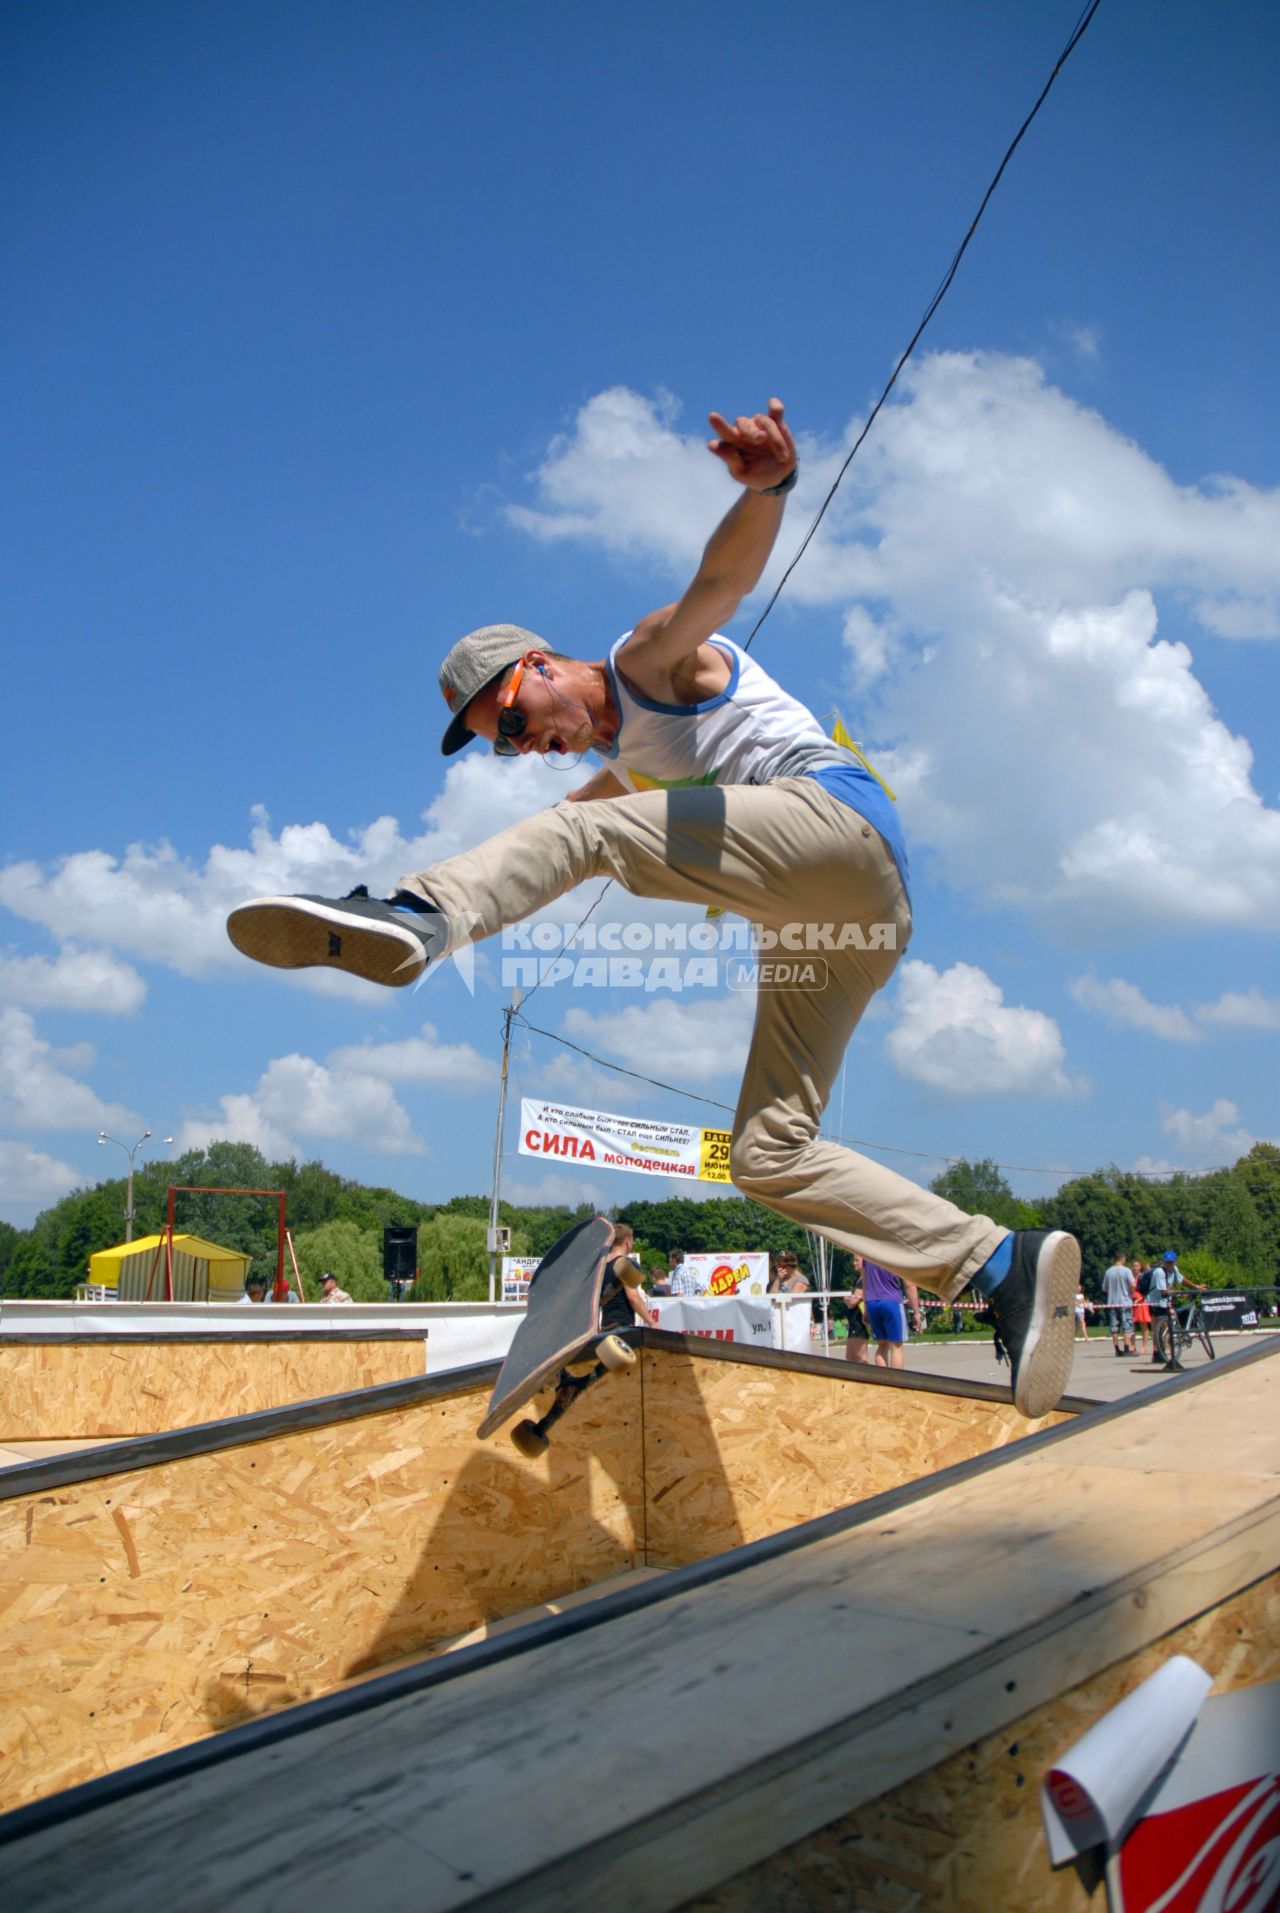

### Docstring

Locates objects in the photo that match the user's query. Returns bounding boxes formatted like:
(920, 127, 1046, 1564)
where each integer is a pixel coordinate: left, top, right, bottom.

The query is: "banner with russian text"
(518, 1099, 732, 1184)
(649, 1294, 776, 1345)
(680, 1251, 771, 1296)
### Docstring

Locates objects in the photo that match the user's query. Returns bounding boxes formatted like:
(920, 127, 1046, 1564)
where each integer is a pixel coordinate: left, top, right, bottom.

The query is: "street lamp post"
(96, 1130, 174, 1242)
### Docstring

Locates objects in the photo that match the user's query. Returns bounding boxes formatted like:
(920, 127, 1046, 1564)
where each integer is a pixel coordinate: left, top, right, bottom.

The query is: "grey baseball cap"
(439, 624, 542, 755)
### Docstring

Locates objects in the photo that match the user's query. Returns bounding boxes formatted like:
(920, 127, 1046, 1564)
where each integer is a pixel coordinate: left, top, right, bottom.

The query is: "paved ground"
(814, 1328, 1277, 1404)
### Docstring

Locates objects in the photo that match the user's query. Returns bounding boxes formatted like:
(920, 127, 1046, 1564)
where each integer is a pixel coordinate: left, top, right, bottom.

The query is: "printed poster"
(519, 1099, 732, 1184)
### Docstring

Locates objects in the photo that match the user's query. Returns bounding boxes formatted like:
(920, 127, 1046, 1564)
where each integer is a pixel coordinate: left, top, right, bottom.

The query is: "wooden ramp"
(1, 1341, 1274, 1909)
(0, 1326, 429, 1439)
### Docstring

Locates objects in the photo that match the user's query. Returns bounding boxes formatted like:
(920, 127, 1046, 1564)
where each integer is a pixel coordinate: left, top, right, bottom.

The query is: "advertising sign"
(680, 1251, 771, 1297)
(649, 1294, 775, 1346)
(518, 1099, 732, 1184)
(1042, 1659, 1280, 1912)
(500, 1254, 541, 1303)
(1194, 1289, 1256, 1332)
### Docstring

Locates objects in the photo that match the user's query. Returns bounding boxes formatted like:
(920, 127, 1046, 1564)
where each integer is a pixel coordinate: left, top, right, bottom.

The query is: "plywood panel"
(0, 1365, 643, 1810)
(0, 1353, 1275, 1913)
(0, 1338, 428, 1439)
(684, 1571, 1280, 1913)
(642, 1351, 1069, 1565)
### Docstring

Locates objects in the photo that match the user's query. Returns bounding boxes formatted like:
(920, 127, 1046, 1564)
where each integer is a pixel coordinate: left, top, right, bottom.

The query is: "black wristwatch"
(760, 466, 798, 496)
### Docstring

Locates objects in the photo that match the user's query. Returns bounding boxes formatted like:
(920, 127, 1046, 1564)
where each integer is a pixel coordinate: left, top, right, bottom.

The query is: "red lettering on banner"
(524, 1129, 598, 1161)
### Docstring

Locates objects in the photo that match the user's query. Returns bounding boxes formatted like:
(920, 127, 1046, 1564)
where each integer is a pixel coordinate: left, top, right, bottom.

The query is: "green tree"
(415, 1213, 531, 1300)
(165, 1142, 282, 1269)
(1178, 1248, 1249, 1290)
(1039, 1172, 1135, 1294)
(1233, 1144, 1280, 1279)
(929, 1158, 1041, 1231)
(1207, 1172, 1268, 1283)
(292, 1220, 386, 1301)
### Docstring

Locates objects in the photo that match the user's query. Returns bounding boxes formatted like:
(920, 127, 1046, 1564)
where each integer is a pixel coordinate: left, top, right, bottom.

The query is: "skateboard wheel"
(596, 1334, 637, 1373)
(512, 1420, 549, 1459)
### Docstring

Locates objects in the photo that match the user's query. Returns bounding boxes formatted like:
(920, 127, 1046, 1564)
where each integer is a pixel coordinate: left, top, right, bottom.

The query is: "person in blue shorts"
(861, 1259, 922, 1370)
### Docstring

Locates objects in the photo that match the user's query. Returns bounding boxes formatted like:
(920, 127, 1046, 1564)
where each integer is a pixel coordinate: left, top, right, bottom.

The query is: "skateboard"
(477, 1214, 637, 1457)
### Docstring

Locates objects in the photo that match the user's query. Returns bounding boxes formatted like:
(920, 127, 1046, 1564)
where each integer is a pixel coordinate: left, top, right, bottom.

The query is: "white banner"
(680, 1250, 771, 1297)
(518, 1098, 731, 1184)
(649, 1293, 777, 1348)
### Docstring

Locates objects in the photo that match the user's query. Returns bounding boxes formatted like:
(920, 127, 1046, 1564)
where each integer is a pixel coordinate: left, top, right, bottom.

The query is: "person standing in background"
(861, 1259, 923, 1370)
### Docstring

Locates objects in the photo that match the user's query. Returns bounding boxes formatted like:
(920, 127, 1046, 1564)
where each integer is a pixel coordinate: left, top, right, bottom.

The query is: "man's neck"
(581, 660, 619, 750)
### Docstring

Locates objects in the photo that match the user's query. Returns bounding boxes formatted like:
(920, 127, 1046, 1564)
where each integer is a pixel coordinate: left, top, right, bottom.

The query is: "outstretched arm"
(622, 398, 797, 683)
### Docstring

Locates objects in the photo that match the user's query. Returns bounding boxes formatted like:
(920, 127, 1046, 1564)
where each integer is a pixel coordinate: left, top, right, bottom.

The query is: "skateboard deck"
(477, 1214, 621, 1442)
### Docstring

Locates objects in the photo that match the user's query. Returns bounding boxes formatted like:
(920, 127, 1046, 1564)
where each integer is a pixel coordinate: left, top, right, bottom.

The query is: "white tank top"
(599, 635, 850, 791)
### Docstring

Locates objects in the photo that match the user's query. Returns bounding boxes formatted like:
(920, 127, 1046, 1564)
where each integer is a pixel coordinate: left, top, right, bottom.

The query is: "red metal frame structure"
(144, 1186, 289, 1301)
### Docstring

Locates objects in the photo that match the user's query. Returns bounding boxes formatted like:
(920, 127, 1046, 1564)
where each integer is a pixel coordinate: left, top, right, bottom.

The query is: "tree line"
(1, 1138, 1276, 1303)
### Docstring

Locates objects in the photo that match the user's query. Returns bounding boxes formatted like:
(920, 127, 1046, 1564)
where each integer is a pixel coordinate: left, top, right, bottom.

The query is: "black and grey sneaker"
(988, 1229, 1081, 1419)
(226, 886, 447, 988)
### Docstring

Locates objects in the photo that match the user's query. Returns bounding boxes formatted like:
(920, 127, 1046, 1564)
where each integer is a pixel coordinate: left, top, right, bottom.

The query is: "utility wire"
(513, 1009, 1240, 1184)
(508, 3, 1121, 1180)
(510, 3, 1105, 992)
(743, 0, 1104, 651)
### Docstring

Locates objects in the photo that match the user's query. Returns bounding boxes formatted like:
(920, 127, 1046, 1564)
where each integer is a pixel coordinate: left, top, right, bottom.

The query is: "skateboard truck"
(511, 1333, 636, 1458)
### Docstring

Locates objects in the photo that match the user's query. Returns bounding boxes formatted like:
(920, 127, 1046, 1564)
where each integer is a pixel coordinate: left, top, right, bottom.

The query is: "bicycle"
(1152, 1292, 1215, 1366)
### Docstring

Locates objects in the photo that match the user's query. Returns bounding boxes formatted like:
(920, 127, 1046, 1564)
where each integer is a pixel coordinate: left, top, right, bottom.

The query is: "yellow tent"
(88, 1233, 253, 1302)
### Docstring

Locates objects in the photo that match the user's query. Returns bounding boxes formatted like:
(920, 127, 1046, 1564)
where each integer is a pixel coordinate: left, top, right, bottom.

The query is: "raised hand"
(707, 396, 797, 493)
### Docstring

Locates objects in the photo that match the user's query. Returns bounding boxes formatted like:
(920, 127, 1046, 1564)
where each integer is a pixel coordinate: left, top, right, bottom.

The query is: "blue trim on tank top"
(608, 637, 740, 717)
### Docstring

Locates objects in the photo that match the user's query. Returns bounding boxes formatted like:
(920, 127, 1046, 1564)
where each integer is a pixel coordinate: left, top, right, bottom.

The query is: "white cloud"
(1195, 987, 1280, 1031)
(0, 753, 568, 986)
(560, 992, 755, 1089)
(0, 1008, 139, 1133)
(1069, 973, 1201, 1043)
(0, 945, 146, 1015)
(1155, 1097, 1257, 1166)
(885, 960, 1077, 1098)
(507, 361, 1280, 931)
(328, 1022, 496, 1089)
(0, 1139, 83, 1206)
(176, 1052, 425, 1161)
(499, 1170, 614, 1209)
(1058, 322, 1101, 366)
(507, 385, 725, 570)
(517, 1048, 663, 1113)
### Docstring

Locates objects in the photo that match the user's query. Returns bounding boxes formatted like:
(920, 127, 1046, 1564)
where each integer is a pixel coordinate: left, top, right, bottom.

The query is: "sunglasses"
(493, 660, 530, 757)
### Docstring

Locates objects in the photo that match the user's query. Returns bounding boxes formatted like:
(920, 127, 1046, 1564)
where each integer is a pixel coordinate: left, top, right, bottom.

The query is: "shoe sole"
(1013, 1231, 1081, 1419)
(227, 898, 426, 988)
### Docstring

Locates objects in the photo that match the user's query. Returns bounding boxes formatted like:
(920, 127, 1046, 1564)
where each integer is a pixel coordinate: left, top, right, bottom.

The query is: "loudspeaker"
(383, 1226, 418, 1279)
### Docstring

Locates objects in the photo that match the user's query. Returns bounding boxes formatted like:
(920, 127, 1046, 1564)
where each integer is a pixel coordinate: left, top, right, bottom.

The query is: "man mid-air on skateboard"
(228, 395, 1080, 1420)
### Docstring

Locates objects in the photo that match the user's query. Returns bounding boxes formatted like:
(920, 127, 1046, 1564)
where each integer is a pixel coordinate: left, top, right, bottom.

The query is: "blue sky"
(2, 0, 1278, 1231)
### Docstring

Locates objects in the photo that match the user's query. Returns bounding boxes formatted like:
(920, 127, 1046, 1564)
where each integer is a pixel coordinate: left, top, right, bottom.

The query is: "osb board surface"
(641, 1350, 1069, 1565)
(1, 1360, 1275, 1913)
(0, 1367, 643, 1810)
(683, 1570, 1280, 1913)
(0, 1339, 427, 1439)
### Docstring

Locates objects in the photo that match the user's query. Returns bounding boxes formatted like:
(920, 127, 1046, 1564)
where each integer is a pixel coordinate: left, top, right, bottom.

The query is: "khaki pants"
(400, 777, 1002, 1297)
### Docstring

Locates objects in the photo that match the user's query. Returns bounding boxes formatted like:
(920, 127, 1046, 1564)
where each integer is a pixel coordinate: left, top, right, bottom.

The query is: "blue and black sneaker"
(227, 886, 447, 988)
(988, 1230, 1080, 1419)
